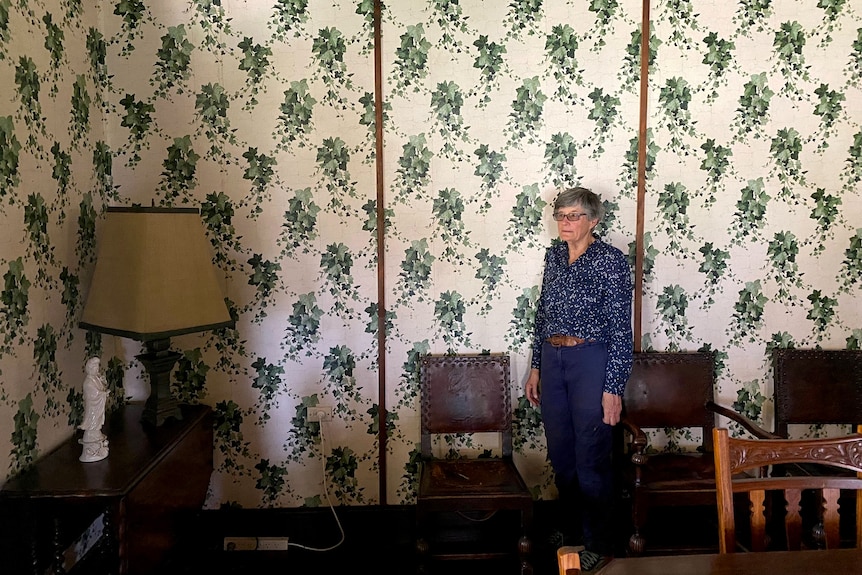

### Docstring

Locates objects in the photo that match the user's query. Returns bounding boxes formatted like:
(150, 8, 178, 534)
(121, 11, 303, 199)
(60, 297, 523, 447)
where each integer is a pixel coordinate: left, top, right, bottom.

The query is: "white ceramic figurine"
(79, 357, 109, 462)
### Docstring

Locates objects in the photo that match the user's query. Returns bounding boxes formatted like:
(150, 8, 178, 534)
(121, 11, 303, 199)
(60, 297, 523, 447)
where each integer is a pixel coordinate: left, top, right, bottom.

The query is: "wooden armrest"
(705, 400, 780, 439)
(619, 416, 648, 463)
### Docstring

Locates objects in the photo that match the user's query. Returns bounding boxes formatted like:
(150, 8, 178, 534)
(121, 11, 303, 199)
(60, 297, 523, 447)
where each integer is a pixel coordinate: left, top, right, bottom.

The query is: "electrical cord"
(286, 418, 345, 552)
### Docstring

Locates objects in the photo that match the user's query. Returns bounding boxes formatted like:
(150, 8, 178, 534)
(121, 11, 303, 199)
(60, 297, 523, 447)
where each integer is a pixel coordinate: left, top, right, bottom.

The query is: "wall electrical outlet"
(308, 405, 332, 422)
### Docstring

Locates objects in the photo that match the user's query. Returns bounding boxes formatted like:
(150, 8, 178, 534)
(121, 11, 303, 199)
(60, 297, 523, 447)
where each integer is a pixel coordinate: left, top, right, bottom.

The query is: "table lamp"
(79, 206, 235, 426)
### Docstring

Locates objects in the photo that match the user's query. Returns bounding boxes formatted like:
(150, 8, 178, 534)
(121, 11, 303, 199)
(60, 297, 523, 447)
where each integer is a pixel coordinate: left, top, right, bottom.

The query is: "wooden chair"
(415, 353, 532, 573)
(556, 545, 582, 575)
(772, 349, 862, 439)
(618, 350, 759, 555)
(713, 427, 862, 553)
(772, 349, 862, 547)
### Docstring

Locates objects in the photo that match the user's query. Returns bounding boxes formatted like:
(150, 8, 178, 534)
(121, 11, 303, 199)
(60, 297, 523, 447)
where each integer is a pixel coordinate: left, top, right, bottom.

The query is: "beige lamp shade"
(80, 207, 234, 341)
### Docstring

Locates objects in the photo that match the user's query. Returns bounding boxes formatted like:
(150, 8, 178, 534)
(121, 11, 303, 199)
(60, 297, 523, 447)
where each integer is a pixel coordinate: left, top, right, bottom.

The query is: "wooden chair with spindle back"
(713, 427, 862, 554)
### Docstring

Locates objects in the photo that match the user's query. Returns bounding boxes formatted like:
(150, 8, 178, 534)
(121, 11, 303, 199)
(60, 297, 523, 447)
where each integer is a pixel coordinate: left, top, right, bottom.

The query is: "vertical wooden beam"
(634, 0, 650, 353)
(373, 0, 388, 504)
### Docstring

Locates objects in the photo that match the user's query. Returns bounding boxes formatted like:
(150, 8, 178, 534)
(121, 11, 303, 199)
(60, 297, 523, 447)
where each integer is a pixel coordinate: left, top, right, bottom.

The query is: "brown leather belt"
(547, 334, 587, 347)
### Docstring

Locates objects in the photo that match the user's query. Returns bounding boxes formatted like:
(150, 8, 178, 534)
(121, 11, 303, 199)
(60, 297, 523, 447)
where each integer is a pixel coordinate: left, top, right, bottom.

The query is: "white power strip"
(223, 536, 289, 551)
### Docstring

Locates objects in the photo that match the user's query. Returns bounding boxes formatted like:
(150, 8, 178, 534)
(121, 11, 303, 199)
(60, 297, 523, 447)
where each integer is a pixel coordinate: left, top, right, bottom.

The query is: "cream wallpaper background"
(0, 0, 860, 510)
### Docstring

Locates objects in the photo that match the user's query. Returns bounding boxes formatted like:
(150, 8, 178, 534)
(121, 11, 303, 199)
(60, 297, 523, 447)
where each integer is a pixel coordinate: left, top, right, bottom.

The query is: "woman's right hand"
(525, 368, 541, 406)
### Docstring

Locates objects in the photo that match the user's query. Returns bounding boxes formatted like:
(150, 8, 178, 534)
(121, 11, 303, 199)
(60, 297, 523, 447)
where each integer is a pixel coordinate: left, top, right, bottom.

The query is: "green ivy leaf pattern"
(728, 280, 769, 345)
(584, 87, 621, 157)
(59, 267, 79, 335)
(278, 187, 320, 258)
(0, 1, 10, 60)
(236, 36, 273, 110)
(92, 140, 118, 202)
(655, 284, 693, 345)
(471, 248, 508, 315)
(254, 458, 289, 506)
(544, 132, 578, 188)
(392, 134, 432, 204)
(319, 243, 360, 319)
(430, 187, 469, 264)
(10, 394, 39, 473)
(772, 20, 809, 98)
(269, 0, 309, 44)
(214, 399, 252, 476)
(427, 0, 469, 51)
(119, 93, 156, 166)
(390, 23, 430, 98)
(42, 12, 66, 96)
(395, 239, 434, 306)
(194, 83, 236, 162)
(505, 76, 546, 149)
(701, 32, 736, 102)
(430, 81, 469, 159)
(807, 187, 842, 254)
(14, 55, 46, 157)
(769, 127, 806, 202)
(250, 356, 284, 422)
(24, 193, 54, 287)
(34, 324, 62, 416)
(730, 178, 770, 246)
(113, 0, 151, 56)
(1, 258, 30, 354)
(766, 231, 803, 304)
(316, 137, 357, 209)
(470, 34, 508, 107)
(695, 242, 732, 308)
(50, 142, 72, 220)
(158, 136, 199, 204)
(174, 348, 210, 404)
(656, 182, 694, 257)
(322, 345, 363, 417)
(432, 290, 472, 352)
(202, 191, 244, 272)
(506, 286, 539, 351)
(246, 253, 281, 322)
(699, 139, 733, 206)
(504, 184, 547, 252)
(282, 292, 323, 361)
(503, 0, 543, 41)
(153, 25, 194, 99)
(240, 147, 278, 218)
(0, 115, 21, 205)
(325, 446, 364, 503)
(733, 73, 774, 141)
(806, 289, 838, 338)
(69, 75, 90, 148)
(734, 0, 773, 37)
(191, 0, 232, 56)
(838, 228, 862, 293)
(311, 27, 352, 109)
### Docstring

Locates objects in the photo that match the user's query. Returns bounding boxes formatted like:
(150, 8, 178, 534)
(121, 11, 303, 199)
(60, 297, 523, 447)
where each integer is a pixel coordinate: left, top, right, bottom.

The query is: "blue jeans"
(540, 340, 614, 555)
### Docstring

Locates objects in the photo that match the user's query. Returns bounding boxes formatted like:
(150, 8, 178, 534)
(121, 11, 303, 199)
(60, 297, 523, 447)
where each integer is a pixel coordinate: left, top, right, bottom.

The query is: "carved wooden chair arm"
(619, 416, 649, 465)
(705, 400, 780, 439)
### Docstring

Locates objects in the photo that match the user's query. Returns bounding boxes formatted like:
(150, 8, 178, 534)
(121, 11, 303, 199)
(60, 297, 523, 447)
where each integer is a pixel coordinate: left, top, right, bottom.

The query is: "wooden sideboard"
(0, 403, 213, 575)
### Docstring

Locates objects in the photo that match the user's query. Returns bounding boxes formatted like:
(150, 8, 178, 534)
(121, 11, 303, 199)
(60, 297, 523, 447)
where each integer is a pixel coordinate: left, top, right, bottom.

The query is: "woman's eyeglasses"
(553, 212, 588, 222)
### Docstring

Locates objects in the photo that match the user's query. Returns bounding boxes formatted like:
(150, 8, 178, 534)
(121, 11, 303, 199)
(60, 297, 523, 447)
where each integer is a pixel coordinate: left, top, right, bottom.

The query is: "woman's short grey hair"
(554, 187, 605, 222)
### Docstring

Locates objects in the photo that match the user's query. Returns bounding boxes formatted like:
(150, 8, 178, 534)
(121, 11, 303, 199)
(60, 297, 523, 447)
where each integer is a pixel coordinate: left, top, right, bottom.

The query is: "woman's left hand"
(601, 392, 622, 426)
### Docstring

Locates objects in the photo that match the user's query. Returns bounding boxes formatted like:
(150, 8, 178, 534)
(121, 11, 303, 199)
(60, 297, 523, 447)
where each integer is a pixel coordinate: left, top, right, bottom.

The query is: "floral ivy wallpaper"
(0, 0, 860, 510)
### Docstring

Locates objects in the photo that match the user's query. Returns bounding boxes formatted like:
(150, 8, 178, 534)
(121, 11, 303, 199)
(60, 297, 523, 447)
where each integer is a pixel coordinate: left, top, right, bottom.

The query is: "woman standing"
(525, 187, 633, 572)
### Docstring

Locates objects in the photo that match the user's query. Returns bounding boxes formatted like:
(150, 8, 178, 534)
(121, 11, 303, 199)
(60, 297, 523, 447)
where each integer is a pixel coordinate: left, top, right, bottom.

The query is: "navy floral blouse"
(530, 235, 634, 395)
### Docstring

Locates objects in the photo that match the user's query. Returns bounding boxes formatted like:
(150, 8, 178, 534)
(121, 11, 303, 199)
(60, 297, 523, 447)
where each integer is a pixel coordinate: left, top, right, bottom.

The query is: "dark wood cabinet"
(0, 403, 213, 575)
